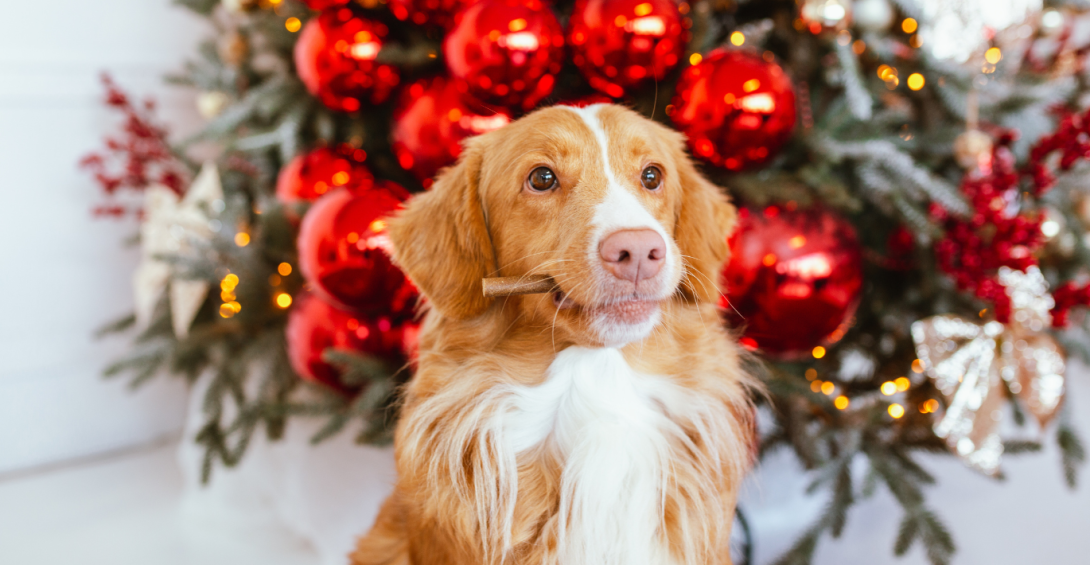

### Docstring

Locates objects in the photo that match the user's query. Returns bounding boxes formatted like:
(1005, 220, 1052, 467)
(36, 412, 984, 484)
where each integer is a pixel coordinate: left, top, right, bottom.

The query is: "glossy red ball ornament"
(444, 0, 565, 110)
(392, 76, 512, 183)
(276, 144, 374, 204)
(297, 182, 419, 318)
(722, 206, 863, 358)
(294, 7, 400, 112)
(671, 49, 797, 170)
(558, 93, 615, 107)
(568, 0, 687, 98)
(301, 0, 350, 9)
(285, 292, 418, 393)
(388, 0, 470, 28)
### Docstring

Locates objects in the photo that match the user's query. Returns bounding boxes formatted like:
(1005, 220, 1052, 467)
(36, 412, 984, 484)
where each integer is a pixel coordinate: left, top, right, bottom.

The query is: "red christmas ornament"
(276, 144, 374, 204)
(671, 49, 797, 170)
(391, 76, 512, 183)
(389, 0, 470, 28)
(568, 0, 687, 98)
(558, 93, 614, 107)
(301, 0, 350, 9)
(285, 292, 417, 393)
(722, 206, 863, 358)
(297, 182, 419, 318)
(294, 7, 400, 112)
(444, 0, 565, 110)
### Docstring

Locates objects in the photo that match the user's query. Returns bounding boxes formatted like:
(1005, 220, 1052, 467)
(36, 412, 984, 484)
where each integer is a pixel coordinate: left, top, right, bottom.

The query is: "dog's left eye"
(641, 166, 663, 191)
(527, 166, 558, 192)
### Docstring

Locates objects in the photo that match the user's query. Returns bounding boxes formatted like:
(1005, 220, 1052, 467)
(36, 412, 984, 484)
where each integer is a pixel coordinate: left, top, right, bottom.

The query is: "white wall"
(0, 0, 207, 474)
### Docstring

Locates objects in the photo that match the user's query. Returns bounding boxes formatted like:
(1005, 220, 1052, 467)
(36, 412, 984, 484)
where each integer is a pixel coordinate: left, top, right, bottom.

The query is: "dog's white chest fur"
(496, 346, 690, 565)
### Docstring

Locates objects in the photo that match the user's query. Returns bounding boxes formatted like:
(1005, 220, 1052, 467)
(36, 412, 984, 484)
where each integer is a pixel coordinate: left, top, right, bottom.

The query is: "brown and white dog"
(351, 104, 757, 565)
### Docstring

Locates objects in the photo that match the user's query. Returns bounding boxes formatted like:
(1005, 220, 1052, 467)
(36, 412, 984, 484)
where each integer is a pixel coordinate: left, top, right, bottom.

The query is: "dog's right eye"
(527, 167, 558, 192)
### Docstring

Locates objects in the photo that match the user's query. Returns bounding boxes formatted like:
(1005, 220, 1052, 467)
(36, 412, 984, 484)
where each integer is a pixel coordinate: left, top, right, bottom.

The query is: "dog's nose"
(599, 229, 666, 284)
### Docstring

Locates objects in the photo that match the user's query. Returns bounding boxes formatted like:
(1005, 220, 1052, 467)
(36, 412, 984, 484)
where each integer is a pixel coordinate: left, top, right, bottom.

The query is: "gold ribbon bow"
(911, 266, 1066, 476)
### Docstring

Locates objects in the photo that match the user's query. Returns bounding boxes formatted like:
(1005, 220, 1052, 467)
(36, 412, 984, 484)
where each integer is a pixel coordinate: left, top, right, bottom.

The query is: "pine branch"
(834, 41, 872, 121)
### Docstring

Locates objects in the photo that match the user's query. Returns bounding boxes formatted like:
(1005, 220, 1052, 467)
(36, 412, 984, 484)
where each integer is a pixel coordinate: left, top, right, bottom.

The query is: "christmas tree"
(86, 0, 1090, 562)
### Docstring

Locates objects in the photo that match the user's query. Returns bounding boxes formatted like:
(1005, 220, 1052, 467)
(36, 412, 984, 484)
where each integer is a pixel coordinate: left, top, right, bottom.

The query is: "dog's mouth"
(552, 290, 661, 325)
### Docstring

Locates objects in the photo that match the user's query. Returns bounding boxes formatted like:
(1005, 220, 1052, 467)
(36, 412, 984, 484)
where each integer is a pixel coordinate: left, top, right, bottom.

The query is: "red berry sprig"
(932, 109, 1090, 328)
(80, 74, 186, 218)
(931, 139, 1043, 323)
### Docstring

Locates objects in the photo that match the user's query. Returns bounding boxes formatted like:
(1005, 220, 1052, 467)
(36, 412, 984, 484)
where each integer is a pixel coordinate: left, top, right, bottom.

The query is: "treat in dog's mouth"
(553, 290, 660, 324)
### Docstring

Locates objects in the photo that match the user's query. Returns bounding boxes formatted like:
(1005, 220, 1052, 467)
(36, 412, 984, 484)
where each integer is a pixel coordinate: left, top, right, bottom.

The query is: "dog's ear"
(669, 133, 737, 304)
(387, 138, 496, 320)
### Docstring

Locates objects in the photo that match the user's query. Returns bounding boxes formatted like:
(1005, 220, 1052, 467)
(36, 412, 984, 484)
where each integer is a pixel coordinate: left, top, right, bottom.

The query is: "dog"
(351, 103, 757, 565)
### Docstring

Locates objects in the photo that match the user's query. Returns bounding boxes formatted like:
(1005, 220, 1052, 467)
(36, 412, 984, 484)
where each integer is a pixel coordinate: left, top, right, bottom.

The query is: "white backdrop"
(0, 0, 205, 474)
(0, 1, 1089, 564)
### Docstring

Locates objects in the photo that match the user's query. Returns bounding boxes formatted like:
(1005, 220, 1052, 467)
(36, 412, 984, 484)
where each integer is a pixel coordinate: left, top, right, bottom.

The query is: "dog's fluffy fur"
(351, 104, 757, 565)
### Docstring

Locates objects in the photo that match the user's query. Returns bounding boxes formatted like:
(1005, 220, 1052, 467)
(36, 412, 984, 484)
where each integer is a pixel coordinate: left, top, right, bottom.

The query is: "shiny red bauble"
(285, 292, 417, 393)
(444, 0, 565, 110)
(722, 206, 863, 358)
(389, 0, 471, 27)
(671, 49, 797, 170)
(301, 0, 350, 9)
(276, 145, 374, 204)
(391, 77, 512, 183)
(568, 0, 687, 98)
(294, 7, 400, 112)
(297, 182, 419, 318)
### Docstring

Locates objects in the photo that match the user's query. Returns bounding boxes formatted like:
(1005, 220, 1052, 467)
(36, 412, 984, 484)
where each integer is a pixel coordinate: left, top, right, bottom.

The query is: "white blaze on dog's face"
(562, 104, 682, 345)
(388, 103, 735, 349)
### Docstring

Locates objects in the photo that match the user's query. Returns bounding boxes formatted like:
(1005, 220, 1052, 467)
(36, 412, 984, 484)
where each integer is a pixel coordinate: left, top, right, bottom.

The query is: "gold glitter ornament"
(953, 129, 993, 170)
(222, 0, 261, 13)
(911, 266, 1066, 476)
(218, 30, 249, 68)
(799, 0, 853, 31)
(197, 91, 231, 119)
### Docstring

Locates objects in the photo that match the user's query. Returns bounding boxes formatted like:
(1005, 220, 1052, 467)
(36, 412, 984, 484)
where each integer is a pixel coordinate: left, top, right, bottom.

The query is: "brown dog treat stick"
(482, 275, 555, 297)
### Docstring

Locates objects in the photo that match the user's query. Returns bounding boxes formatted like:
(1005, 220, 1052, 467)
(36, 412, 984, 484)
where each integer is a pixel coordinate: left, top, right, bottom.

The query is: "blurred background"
(2, 1, 1090, 564)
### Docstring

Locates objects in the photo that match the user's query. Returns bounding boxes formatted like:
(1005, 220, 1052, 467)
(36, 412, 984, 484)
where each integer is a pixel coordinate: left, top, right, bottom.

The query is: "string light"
(235, 232, 251, 247)
(811, 380, 823, 393)
(805, 368, 818, 380)
(919, 399, 940, 414)
(907, 73, 925, 90)
(888, 403, 905, 418)
(834, 395, 849, 410)
(985, 47, 1002, 65)
(220, 273, 241, 318)
(851, 39, 865, 55)
(285, 17, 302, 33)
(278, 262, 293, 276)
(689, 53, 702, 65)
(895, 377, 911, 392)
(812, 346, 826, 359)
(880, 381, 898, 395)
(275, 292, 293, 308)
(821, 381, 835, 395)
(911, 359, 924, 373)
(730, 31, 745, 46)
(901, 18, 917, 33)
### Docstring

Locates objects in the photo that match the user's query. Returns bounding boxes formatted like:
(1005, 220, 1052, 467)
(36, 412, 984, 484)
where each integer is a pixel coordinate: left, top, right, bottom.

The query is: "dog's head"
(388, 104, 736, 347)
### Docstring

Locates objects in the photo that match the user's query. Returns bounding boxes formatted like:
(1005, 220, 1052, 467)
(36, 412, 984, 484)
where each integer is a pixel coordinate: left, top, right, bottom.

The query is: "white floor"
(3, 407, 1090, 565)
(0, 441, 317, 565)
